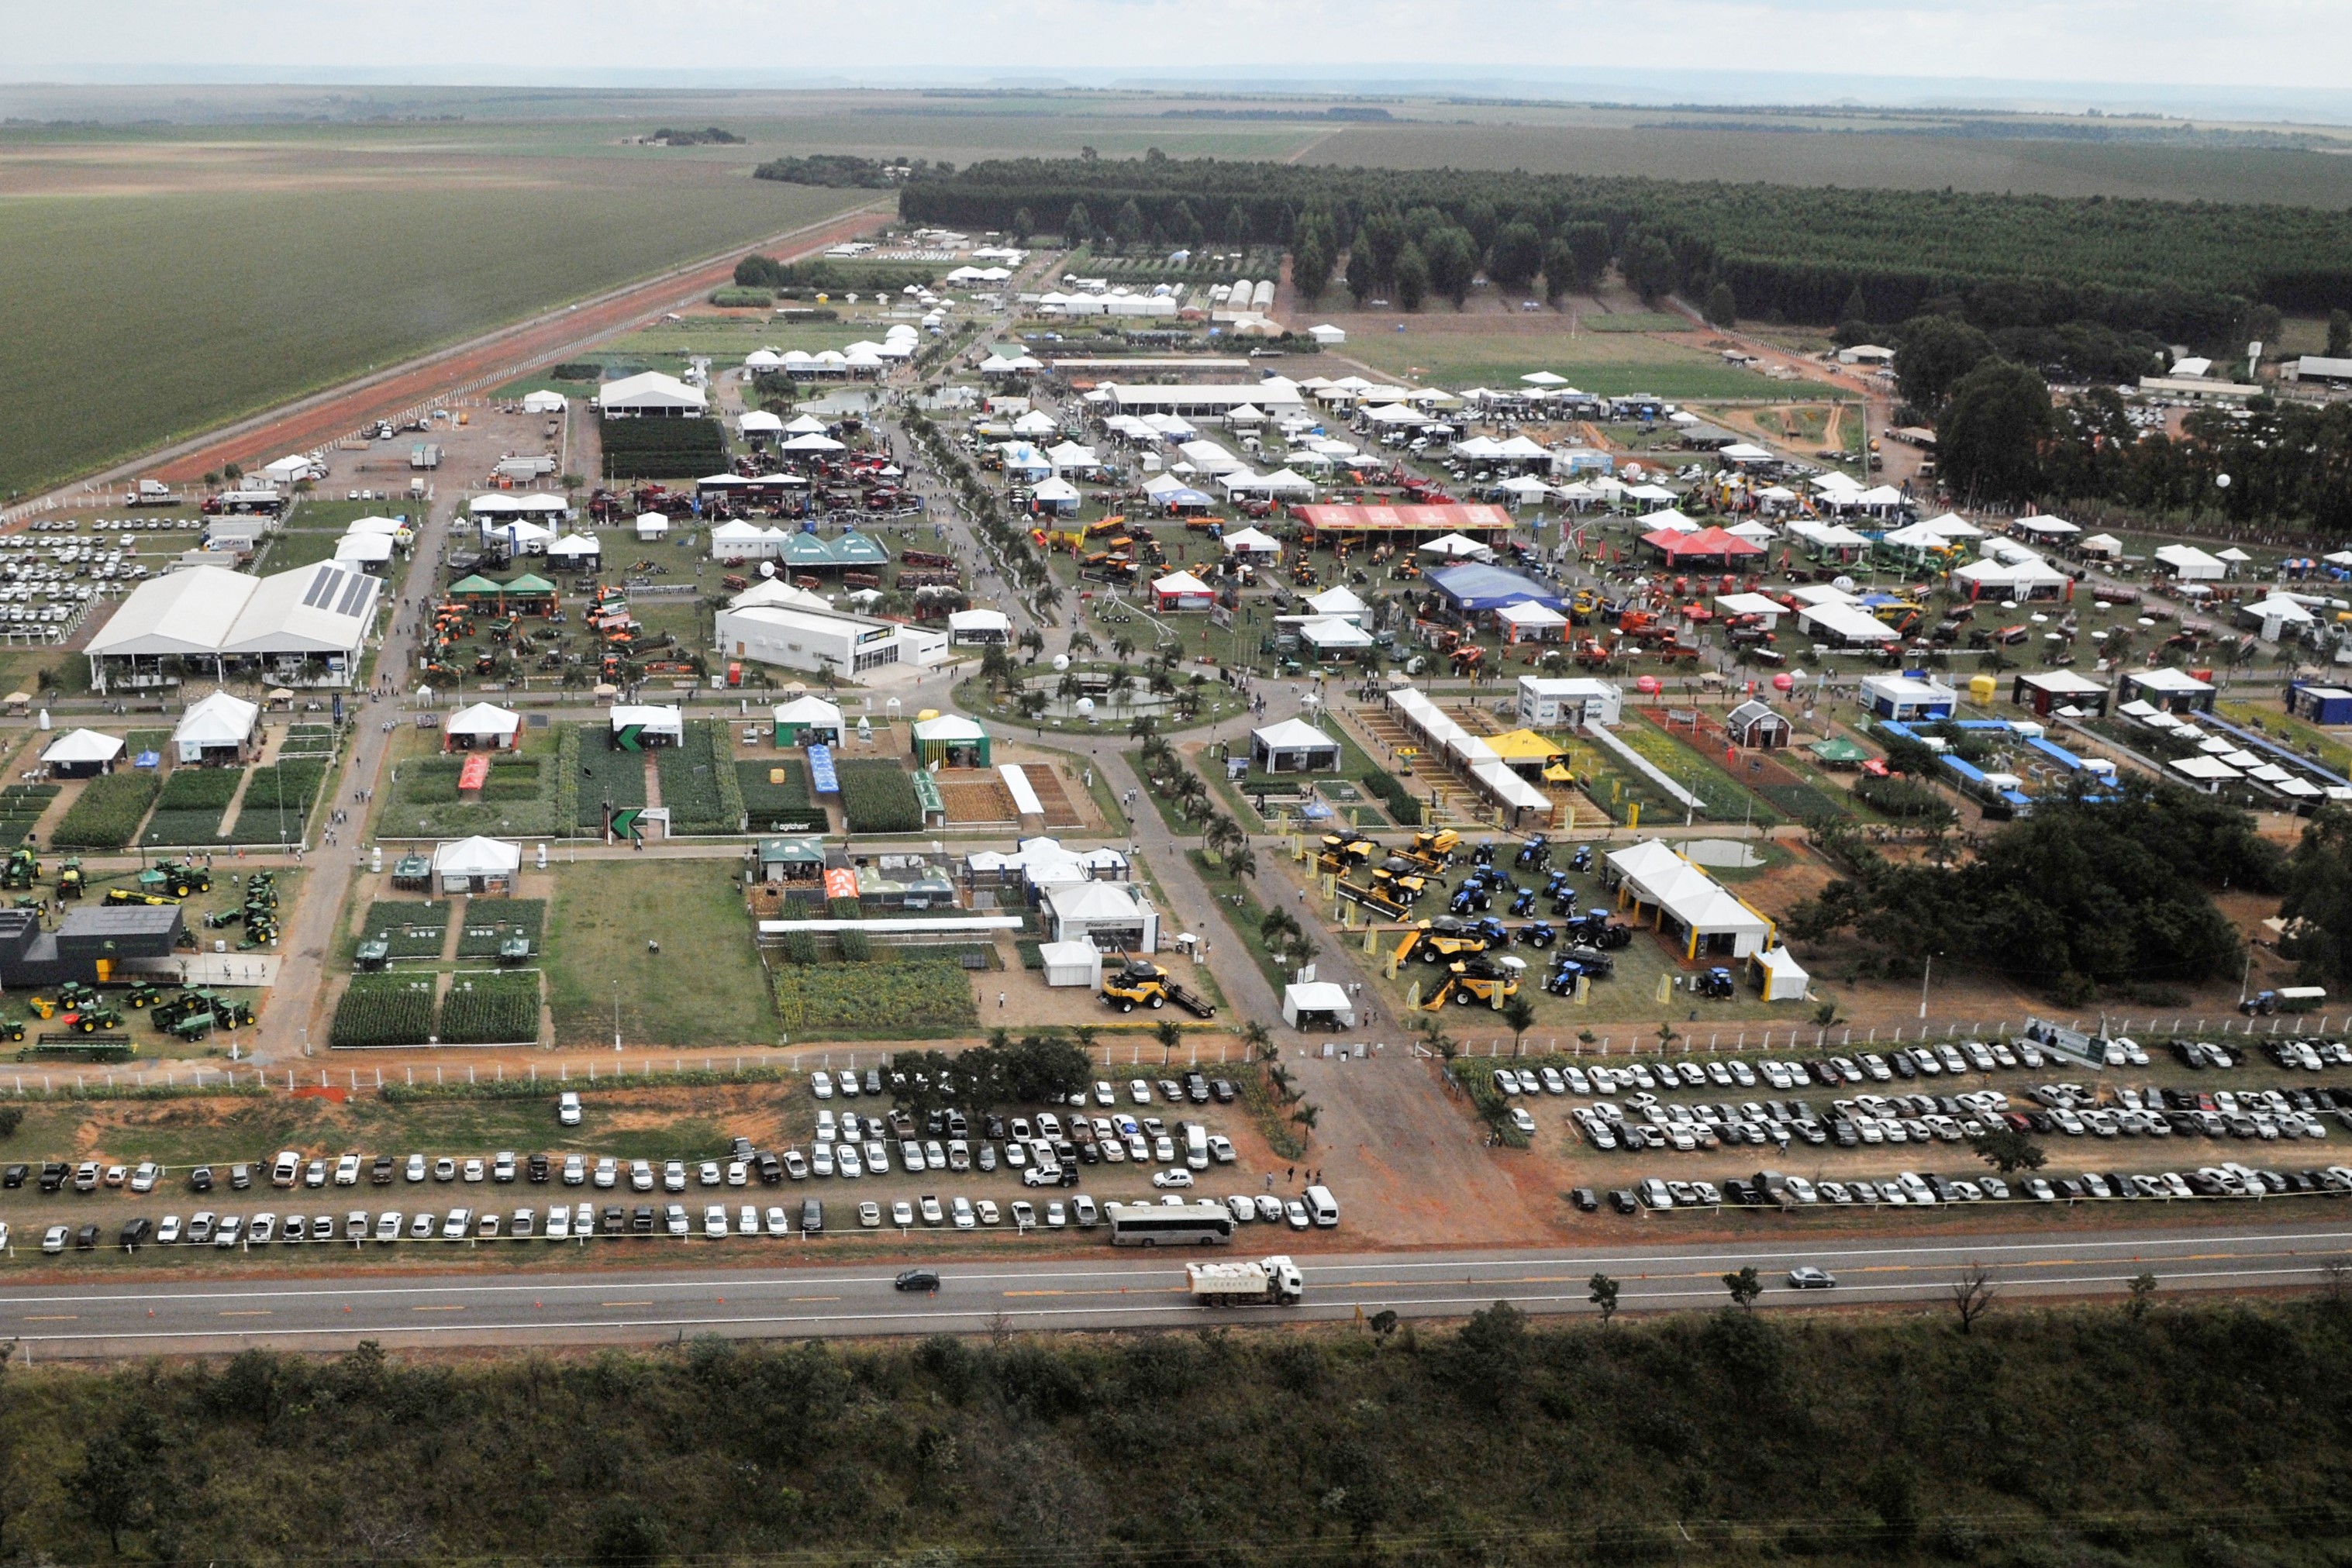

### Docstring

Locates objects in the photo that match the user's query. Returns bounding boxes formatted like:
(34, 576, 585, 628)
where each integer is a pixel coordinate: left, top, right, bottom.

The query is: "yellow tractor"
(1315, 834, 1376, 877)
(1402, 829, 1460, 872)
(1424, 953, 1526, 1009)
(1392, 916, 1497, 969)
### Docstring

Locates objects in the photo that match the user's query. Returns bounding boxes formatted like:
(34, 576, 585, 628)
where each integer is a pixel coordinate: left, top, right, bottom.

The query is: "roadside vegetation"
(17, 1296, 2352, 1565)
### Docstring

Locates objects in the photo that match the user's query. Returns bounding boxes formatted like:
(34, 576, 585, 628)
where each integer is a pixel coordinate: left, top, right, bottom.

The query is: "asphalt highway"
(2, 1222, 2347, 1357)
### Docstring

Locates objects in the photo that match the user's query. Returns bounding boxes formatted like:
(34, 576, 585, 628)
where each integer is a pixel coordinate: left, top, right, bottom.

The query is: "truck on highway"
(1187, 1255, 1305, 1306)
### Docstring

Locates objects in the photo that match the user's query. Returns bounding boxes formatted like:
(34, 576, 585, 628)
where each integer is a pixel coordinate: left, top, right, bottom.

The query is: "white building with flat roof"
(717, 601, 949, 679)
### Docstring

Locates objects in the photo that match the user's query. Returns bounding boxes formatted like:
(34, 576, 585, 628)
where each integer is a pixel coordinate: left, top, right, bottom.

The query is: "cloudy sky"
(10, 0, 2349, 104)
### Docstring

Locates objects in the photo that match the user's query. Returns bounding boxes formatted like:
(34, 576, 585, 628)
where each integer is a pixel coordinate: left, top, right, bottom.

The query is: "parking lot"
(0, 1066, 1329, 1263)
(1471, 1029, 2352, 1221)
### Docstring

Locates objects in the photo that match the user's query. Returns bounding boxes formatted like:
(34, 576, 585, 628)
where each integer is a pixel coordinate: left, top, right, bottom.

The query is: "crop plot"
(456, 899, 547, 960)
(360, 901, 451, 960)
(437, 970, 543, 1045)
(329, 973, 436, 1048)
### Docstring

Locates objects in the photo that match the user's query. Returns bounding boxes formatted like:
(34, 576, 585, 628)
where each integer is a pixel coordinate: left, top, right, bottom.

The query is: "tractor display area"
(329, 857, 556, 1045)
(1339, 843, 1800, 1028)
(419, 529, 715, 696)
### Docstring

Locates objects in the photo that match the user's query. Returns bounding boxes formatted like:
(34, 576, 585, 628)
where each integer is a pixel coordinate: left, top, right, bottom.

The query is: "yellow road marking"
(219, 1310, 270, 1317)
(23, 1315, 74, 1322)
(410, 1305, 463, 1313)
(788, 1295, 840, 1303)
(600, 1300, 653, 1308)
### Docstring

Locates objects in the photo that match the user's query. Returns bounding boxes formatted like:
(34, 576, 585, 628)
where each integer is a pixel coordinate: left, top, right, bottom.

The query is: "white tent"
(1419, 532, 1491, 559)
(1753, 947, 1810, 1001)
(597, 371, 706, 416)
(1637, 508, 1702, 534)
(520, 390, 566, 414)
(1031, 477, 1081, 507)
(547, 533, 602, 563)
(784, 414, 830, 435)
(781, 432, 846, 453)
(634, 512, 670, 540)
(1152, 571, 1215, 611)
(172, 690, 259, 763)
(43, 729, 125, 774)
(444, 701, 522, 750)
(1281, 981, 1357, 1029)
(739, 410, 785, 436)
(1012, 410, 1060, 436)
(1302, 585, 1368, 623)
(333, 532, 395, 566)
(2154, 544, 2226, 581)
(1039, 939, 1105, 989)
(344, 515, 408, 537)
(1495, 601, 1569, 643)
(771, 694, 847, 743)
(1298, 618, 1374, 654)
(431, 836, 523, 896)
(1250, 717, 1343, 773)
(1220, 526, 1283, 557)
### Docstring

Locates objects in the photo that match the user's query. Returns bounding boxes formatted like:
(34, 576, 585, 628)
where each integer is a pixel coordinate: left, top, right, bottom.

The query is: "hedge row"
(1361, 765, 1424, 828)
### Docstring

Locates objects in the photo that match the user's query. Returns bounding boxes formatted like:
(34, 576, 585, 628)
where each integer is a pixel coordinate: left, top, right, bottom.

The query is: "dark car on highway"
(895, 1268, 940, 1293)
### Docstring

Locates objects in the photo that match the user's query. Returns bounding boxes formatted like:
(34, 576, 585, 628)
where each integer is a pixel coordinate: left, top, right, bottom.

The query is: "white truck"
(1187, 1255, 1305, 1307)
(128, 479, 176, 508)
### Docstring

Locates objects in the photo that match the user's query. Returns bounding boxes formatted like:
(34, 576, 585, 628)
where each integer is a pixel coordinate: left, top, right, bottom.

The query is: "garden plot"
(770, 953, 981, 1039)
(736, 758, 824, 833)
(50, 769, 160, 851)
(456, 898, 546, 960)
(569, 726, 647, 830)
(654, 722, 743, 834)
(329, 972, 436, 1048)
(837, 759, 923, 834)
(360, 901, 451, 961)
(140, 764, 243, 848)
(437, 970, 543, 1045)
(389, 746, 557, 839)
(0, 785, 58, 848)
(228, 759, 327, 845)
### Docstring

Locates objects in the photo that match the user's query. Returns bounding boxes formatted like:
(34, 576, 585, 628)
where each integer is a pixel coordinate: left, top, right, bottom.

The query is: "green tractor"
(1, 848, 38, 891)
(123, 981, 167, 1010)
(137, 860, 212, 899)
(61, 1005, 125, 1034)
(55, 860, 82, 900)
(164, 1010, 214, 1042)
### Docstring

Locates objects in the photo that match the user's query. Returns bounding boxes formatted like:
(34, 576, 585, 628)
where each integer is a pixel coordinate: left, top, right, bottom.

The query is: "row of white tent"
(1385, 686, 1551, 818)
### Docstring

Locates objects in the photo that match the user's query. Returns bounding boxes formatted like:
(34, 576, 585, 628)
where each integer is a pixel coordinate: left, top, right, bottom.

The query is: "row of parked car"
(1492, 1041, 2073, 1104)
(809, 1068, 1236, 1109)
(1599, 1160, 2352, 1214)
(20, 1189, 1326, 1255)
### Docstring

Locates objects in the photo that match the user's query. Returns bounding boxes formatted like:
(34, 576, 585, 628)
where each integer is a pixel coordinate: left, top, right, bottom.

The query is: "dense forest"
(898, 157, 2352, 345)
(9, 1297, 2352, 1565)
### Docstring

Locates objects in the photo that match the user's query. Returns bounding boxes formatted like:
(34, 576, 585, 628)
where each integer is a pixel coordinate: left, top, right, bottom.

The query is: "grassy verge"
(543, 860, 778, 1049)
(1187, 848, 1295, 999)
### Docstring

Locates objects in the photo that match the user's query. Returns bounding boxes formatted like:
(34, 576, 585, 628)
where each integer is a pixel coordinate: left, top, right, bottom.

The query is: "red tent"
(1642, 526, 1766, 563)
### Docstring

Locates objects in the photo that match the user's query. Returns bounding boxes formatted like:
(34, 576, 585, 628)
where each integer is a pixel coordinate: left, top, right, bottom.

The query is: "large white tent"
(87, 561, 380, 694)
(596, 371, 706, 416)
(1604, 839, 1772, 960)
(172, 690, 259, 764)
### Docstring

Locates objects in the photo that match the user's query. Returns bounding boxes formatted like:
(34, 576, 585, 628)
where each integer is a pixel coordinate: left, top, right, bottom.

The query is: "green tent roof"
(830, 532, 889, 567)
(781, 533, 836, 567)
(501, 574, 557, 594)
(1807, 736, 1872, 763)
(447, 574, 505, 595)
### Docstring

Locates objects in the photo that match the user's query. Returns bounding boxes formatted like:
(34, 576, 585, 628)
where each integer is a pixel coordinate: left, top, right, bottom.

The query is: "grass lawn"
(1340, 324, 1820, 401)
(543, 860, 777, 1049)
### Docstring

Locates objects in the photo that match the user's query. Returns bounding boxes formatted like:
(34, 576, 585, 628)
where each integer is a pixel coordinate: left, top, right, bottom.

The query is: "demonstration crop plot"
(654, 722, 739, 834)
(329, 972, 436, 1048)
(737, 759, 821, 832)
(50, 770, 160, 851)
(278, 723, 338, 759)
(392, 748, 557, 839)
(571, 729, 647, 830)
(456, 899, 546, 960)
(227, 759, 326, 845)
(543, 861, 777, 1049)
(0, 786, 57, 848)
(837, 760, 922, 834)
(771, 957, 978, 1039)
(437, 970, 543, 1045)
(361, 901, 451, 960)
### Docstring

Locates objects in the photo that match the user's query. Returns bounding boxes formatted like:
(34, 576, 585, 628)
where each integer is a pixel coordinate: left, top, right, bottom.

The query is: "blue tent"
(1427, 563, 1565, 612)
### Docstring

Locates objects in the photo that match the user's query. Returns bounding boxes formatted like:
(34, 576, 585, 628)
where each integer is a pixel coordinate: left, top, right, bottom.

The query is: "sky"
(11, 0, 2352, 113)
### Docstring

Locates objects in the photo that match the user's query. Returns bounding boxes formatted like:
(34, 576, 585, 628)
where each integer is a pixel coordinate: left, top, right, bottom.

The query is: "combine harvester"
(1100, 956, 1218, 1018)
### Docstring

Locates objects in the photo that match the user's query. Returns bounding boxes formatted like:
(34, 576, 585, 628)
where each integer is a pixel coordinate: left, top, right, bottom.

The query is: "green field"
(0, 171, 870, 497)
(542, 860, 777, 1049)
(1338, 323, 1814, 401)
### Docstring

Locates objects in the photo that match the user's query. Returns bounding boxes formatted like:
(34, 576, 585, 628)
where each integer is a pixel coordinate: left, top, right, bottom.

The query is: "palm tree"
(1289, 1101, 1322, 1141)
(1240, 1020, 1273, 1060)
(1071, 1023, 1098, 1057)
(1226, 845, 1257, 880)
(1413, 1015, 1459, 1061)
(1154, 1018, 1184, 1063)
(1128, 713, 1160, 743)
(1502, 994, 1537, 1056)
(1266, 1062, 1298, 1100)
(1113, 634, 1136, 663)
(1018, 627, 1046, 663)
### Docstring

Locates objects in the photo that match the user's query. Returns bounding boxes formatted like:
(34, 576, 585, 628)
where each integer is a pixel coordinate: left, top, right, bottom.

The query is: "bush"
(1361, 766, 1423, 828)
(838, 760, 923, 834)
(550, 362, 601, 382)
(51, 770, 160, 850)
(329, 974, 435, 1047)
(709, 287, 772, 308)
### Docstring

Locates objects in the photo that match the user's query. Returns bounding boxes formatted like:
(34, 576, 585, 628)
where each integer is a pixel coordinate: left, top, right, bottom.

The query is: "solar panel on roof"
(336, 574, 373, 617)
(302, 568, 342, 608)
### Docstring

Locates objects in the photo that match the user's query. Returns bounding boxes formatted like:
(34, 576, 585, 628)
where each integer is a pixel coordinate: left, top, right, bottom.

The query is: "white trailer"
(1187, 1254, 1305, 1306)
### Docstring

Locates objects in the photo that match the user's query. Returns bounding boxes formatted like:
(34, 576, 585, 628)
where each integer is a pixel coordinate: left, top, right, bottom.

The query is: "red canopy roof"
(1642, 526, 1765, 560)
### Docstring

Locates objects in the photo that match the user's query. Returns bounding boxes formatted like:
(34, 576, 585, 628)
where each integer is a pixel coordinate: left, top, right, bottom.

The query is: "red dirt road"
(147, 202, 890, 484)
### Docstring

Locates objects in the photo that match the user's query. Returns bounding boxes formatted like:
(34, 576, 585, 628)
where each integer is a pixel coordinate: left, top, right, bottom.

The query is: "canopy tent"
(1297, 618, 1374, 655)
(443, 701, 522, 751)
(1250, 717, 1343, 774)
(545, 533, 602, 563)
(1495, 600, 1570, 643)
(519, 389, 567, 414)
(737, 410, 785, 436)
(1633, 508, 1701, 534)
(1029, 477, 1081, 514)
(1604, 838, 1773, 961)
(771, 694, 846, 746)
(1219, 526, 1282, 557)
(172, 691, 260, 763)
(633, 512, 671, 540)
(1642, 526, 1764, 563)
(1428, 563, 1565, 612)
(1796, 600, 1901, 645)
(1385, 687, 1554, 824)
(2154, 544, 2227, 581)
(1038, 939, 1106, 990)
(947, 609, 1012, 646)
(1751, 947, 1811, 1001)
(1302, 585, 1368, 624)
(333, 532, 395, 567)
(1151, 570, 1216, 612)
(2076, 532, 2124, 557)
(912, 713, 990, 768)
(430, 836, 522, 896)
(343, 515, 408, 537)
(1418, 532, 1492, 559)
(1281, 982, 1357, 1030)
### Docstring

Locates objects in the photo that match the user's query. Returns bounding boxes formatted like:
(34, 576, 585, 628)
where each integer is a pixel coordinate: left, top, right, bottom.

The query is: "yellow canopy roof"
(1485, 728, 1567, 763)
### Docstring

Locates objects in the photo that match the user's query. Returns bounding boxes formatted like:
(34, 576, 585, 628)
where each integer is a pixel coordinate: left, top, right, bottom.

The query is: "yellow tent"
(1485, 728, 1568, 780)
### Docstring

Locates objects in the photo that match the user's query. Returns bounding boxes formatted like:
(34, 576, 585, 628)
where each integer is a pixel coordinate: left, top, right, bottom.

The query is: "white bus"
(1109, 1203, 1234, 1246)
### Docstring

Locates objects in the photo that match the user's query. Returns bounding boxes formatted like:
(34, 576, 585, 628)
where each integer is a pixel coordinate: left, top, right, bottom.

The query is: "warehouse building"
(85, 561, 380, 695)
(716, 601, 949, 679)
(0, 904, 183, 991)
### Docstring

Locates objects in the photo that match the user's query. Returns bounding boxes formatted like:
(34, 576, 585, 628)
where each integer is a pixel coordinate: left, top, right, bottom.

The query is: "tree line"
(13, 1294, 2352, 1564)
(898, 157, 2352, 343)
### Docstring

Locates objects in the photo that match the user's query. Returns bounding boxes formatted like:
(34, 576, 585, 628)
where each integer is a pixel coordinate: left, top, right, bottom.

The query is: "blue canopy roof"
(1427, 562, 1565, 612)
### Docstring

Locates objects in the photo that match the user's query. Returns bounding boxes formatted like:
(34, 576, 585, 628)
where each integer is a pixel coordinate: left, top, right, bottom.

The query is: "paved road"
(6, 1222, 2345, 1357)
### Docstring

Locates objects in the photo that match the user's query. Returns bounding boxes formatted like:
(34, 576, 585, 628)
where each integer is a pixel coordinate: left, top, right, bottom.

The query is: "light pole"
(1919, 952, 1938, 1020)
(612, 981, 622, 1052)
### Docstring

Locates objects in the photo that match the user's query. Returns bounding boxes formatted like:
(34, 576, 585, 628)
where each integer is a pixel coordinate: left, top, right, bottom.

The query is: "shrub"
(709, 287, 772, 308)
(550, 362, 601, 382)
(1361, 766, 1423, 828)
(51, 770, 160, 850)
